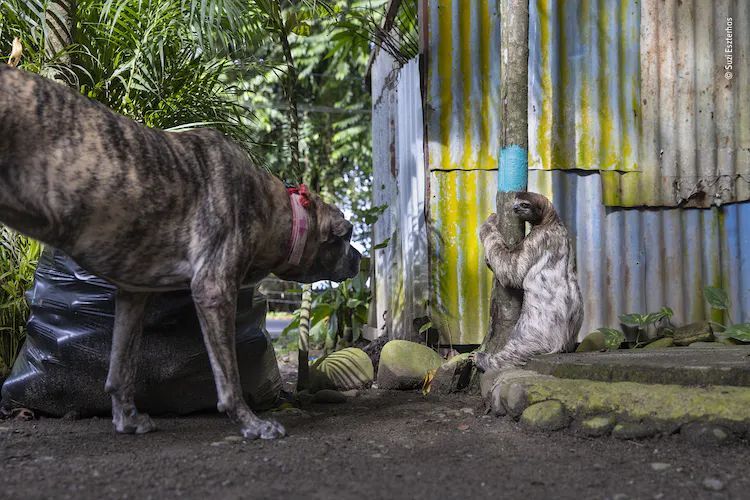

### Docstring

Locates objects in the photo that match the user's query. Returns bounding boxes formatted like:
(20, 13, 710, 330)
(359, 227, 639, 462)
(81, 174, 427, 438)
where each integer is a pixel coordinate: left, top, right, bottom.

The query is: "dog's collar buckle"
(287, 185, 310, 266)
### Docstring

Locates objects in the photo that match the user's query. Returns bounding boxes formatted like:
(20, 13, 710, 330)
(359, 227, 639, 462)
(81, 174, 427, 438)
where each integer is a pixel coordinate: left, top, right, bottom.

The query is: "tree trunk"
(481, 0, 529, 356)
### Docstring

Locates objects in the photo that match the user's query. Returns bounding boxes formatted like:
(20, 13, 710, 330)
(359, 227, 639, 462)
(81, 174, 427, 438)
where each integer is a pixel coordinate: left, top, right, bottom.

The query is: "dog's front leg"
(105, 290, 156, 434)
(191, 276, 286, 440)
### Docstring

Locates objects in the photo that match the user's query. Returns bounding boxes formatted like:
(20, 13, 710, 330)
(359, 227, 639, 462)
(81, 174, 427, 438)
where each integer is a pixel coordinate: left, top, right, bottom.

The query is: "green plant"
(279, 257, 370, 354)
(618, 307, 674, 347)
(704, 286, 750, 343)
(0, 227, 42, 374)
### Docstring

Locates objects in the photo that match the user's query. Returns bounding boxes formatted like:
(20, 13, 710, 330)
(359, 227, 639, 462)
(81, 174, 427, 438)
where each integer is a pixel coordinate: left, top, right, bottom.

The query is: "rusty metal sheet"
(601, 0, 750, 207)
(528, 0, 641, 173)
(531, 169, 749, 337)
(425, 0, 501, 172)
(429, 169, 496, 345)
(371, 56, 428, 340)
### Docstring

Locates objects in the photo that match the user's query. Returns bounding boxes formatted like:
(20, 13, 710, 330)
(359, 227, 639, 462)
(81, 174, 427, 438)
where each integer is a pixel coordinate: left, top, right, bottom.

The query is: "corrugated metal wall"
(373, 0, 749, 344)
(371, 54, 428, 339)
(530, 170, 750, 336)
(602, 0, 750, 207)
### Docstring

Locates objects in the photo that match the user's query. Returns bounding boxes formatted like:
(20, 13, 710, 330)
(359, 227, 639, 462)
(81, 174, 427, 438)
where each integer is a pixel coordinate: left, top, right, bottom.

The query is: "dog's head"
(274, 192, 362, 284)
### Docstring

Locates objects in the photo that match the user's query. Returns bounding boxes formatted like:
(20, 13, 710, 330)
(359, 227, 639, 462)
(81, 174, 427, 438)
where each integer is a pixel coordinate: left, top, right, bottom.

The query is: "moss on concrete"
(579, 415, 616, 437)
(643, 338, 674, 349)
(522, 377, 750, 426)
(520, 400, 569, 431)
(377, 340, 444, 390)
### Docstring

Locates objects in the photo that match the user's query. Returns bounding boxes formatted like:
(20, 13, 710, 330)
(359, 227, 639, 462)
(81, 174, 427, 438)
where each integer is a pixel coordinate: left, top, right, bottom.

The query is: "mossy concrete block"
(310, 348, 374, 392)
(612, 422, 658, 440)
(673, 321, 713, 346)
(481, 367, 750, 434)
(576, 331, 607, 352)
(431, 353, 473, 395)
(643, 338, 674, 349)
(376, 340, 444, 390)
(520, 400, 569, 431)
(579, 415, 616, 437)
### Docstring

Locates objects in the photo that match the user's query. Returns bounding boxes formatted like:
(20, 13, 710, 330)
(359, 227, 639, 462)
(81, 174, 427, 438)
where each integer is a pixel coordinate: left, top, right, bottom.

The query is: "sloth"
(471, 192, 583, 372)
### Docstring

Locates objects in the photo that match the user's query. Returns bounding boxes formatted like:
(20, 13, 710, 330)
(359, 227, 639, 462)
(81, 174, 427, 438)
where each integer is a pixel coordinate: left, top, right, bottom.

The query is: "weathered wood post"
(480, 0, 529, 358)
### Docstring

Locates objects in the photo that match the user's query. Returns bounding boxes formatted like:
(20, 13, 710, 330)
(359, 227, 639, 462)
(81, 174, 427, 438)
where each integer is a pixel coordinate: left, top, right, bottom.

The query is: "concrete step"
(526, 346, 750, 388)
(480, 367, 750, 441)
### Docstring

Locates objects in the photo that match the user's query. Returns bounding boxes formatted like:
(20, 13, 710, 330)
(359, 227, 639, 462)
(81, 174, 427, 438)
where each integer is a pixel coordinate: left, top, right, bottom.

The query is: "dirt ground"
(1, 387, 748, 500)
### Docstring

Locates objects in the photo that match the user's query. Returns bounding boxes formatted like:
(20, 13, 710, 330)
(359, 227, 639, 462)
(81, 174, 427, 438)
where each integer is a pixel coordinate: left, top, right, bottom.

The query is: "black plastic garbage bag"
(0, 248, 281, 417)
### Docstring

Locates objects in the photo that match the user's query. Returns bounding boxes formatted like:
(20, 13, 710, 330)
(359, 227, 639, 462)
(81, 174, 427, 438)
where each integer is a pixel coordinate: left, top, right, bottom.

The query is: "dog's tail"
(7, 38, 22, 67)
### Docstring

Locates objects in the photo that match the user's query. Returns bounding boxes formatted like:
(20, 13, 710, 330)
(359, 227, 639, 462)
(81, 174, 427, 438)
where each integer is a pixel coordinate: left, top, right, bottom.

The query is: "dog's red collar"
(286, 184, 311, 265)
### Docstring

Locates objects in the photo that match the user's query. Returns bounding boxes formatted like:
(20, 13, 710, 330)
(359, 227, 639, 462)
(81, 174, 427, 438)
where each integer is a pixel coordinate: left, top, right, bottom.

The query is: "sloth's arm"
(480, 223, 543, 288)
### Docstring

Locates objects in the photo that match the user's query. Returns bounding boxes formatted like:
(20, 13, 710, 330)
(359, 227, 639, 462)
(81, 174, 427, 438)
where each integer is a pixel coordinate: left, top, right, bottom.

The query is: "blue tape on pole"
(498, 144, 528, 192)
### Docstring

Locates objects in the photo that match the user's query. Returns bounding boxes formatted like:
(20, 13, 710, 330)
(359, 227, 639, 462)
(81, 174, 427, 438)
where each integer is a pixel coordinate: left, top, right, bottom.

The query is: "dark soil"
(1, 387, 748, 500)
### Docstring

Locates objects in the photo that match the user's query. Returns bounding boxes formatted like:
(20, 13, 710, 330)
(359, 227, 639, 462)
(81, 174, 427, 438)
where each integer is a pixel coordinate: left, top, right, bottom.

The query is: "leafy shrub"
(0, 227, 42, 374)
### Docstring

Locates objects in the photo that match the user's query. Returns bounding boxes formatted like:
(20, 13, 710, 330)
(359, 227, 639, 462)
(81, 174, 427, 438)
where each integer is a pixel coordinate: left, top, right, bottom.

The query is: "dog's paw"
(241, 418, 287, 440)
(113, 412, 157, 434)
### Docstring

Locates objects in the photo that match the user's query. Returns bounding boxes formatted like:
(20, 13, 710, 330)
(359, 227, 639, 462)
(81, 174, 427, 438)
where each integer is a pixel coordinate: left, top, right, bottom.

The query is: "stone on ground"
(680, 422, 732, 446)
(309, 347, 374, 392)
(643, 338, 674, 349)
(575, 331, 607, 352)
(612, 422, 658, 440)
(579, 415, 616, 437)
(672, 321, 713, 346)
(376, 340, 444, 390)
(312, 389, 347, 404)
(520, 400, 569, 431)
(430, 353, 473, 394)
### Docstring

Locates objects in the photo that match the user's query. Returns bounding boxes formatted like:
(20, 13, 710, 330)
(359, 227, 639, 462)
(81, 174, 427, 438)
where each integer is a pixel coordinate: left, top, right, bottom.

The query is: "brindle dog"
(0, 66, 361, 439)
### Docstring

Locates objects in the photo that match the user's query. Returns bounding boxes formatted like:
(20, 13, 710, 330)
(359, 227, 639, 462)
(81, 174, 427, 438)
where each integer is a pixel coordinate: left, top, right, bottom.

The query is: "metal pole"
(481, 0, 529, 357)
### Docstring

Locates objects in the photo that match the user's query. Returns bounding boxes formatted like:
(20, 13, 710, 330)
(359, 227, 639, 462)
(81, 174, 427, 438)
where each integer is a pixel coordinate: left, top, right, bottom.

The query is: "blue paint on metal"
(498, 145, 528, 192)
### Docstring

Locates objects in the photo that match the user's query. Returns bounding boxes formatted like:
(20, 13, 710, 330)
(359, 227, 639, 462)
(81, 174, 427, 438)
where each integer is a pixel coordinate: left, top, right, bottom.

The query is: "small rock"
(310, 348, 374, 391)
(612, 422, 658, 440)
(457, 423, 470, 431)
(460, 407, 474, 415)
(62, 410, 80, 421)
(377, 340, 444, 390)
(520, 400, 570, 431)
(0, 426, 10, 432)
(702, 478, 725, 491)
(223, 435, 244, 443)
(210, 441, 228, 447)
(340, 390, 359, 398)
(312, 389, 347, 404)
(673, 321, 713, 346)
(579, 415, 616, 437)
(576, 331, 607, 352)
(680, 423, 732, 446)
(429, 353, 473, 394)
(643, 338, 674, 349)
(650, 462, 671, 472)
(504, 383, 529, 418)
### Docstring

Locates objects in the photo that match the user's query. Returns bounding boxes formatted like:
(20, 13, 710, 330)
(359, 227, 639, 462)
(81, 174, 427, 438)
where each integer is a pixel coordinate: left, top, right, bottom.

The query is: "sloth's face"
(512, 197, 537, 222)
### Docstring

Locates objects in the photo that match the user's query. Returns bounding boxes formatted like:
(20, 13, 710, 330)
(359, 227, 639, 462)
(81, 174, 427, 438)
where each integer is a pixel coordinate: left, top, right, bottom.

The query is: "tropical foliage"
(0, 228, 42, 376)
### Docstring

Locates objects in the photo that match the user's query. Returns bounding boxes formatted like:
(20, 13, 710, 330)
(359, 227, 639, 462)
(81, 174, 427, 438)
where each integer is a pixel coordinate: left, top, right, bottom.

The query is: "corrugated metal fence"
(373, 0, 749, 344)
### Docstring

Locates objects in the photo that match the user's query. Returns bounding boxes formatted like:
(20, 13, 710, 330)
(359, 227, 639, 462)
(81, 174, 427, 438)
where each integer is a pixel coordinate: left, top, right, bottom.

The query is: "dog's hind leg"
(105, 290, 156, 434)
(191, 274, 286, 440)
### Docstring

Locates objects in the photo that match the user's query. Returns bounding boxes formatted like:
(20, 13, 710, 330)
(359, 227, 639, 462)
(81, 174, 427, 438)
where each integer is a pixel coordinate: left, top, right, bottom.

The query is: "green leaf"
(373, 238, 390, 250)
(660, 307, 674, 319)
(619, 314, 645, 328)
(597, 328, 625, 350)
(704, 286, 730, 310)
(723, 323, 750, 342)
(418, 321, 432, 334)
